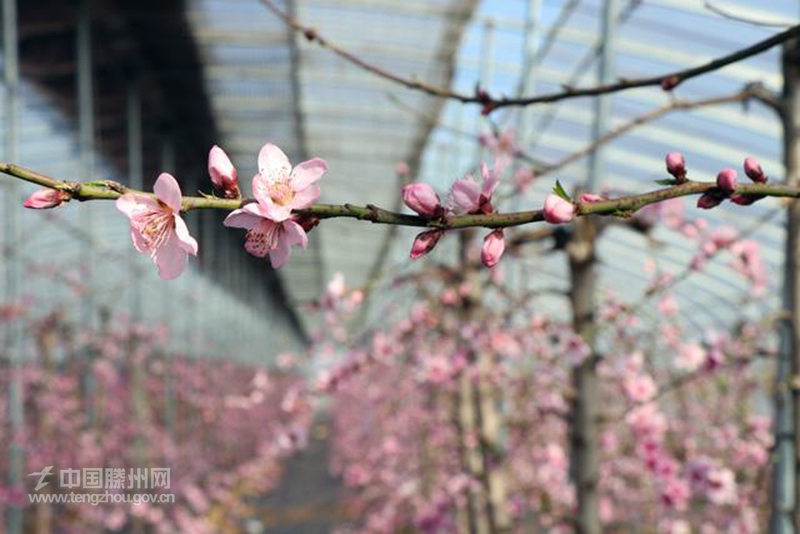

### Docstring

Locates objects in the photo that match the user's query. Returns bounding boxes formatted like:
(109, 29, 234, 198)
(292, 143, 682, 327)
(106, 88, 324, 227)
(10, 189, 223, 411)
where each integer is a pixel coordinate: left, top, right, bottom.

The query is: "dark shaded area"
(16, 0, 306, 338)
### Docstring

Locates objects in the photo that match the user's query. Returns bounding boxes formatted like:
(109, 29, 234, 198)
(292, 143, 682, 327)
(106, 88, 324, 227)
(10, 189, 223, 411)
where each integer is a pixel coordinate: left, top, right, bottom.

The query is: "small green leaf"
(655, 178, 680, 186)
(552, 180, 571, 202)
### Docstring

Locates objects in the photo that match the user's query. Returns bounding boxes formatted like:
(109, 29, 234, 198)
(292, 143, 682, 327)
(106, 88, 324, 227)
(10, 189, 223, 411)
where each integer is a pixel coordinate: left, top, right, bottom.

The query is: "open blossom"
(448, 162, 499, 215)
(514, 167, 536, 192)
(543, 194, 575, 224)
(223, 203, 308, 268)
(116, 173, 198, 280)
(676, 342, 705, 372)
(23, 188, 71, 209)
(480, 229, 505, 268)
(252, 142, 328, 222)
(410, 230, 443, 260)
(208, 145, 240, 199)
(402, 183, 442, 217)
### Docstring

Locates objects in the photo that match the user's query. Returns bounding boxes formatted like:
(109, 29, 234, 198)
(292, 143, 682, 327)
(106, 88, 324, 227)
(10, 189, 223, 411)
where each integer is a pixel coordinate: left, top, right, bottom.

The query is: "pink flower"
(116, 173, 198, 280)
(223, 203, 308, 268)
(252, 142, 327, 222)
(543, 194, 575, 224)
(23, 188, 71, 209)
(716, 168, 737, 193)
(402, 183, 442, 217)
(395, 161, 410, 176)
(448, 162, 499, 215)
(676, 342, 705, 372)
(410, 230, 443, 259)
(665, 152, 686, 180)
(743, 157, 766, 183)
(579, 193, 603, 203)
(208, 145, 240, 199)
(480, 229, 505, 268)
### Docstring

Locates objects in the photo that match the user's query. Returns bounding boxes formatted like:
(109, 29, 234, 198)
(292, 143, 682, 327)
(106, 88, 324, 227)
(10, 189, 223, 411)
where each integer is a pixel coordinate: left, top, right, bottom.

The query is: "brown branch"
(1, 161, 797, 231)
(259, 0, 800, 112)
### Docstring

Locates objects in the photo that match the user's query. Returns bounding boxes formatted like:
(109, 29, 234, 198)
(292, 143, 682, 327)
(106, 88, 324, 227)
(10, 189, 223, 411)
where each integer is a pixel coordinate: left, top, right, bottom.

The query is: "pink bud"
(402, 183, 442, 218)
(23, 188, 71, 209)
(543, 194, 575, 224)
(208, 145, 240, 199)
(579, 193, 603, 203)
(665, 152, 686, 180)
(697, 193, 722, 210)
(716, 168, 737, 194)
(743, 157, 766, 183)
(410, 230, 443, 259)
(480, 229, 505, 268)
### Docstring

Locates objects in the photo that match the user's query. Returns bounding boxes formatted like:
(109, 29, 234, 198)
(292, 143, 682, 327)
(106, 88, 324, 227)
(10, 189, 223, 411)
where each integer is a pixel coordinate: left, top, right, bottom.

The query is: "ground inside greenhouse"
(254, 420, 347, 533)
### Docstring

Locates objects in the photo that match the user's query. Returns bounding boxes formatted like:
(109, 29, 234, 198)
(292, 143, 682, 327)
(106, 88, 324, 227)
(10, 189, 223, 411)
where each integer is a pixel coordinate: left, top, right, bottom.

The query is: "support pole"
(77, 0, 96, 424)
(3, 0, 23, 532)
(773, 36, 800, 534)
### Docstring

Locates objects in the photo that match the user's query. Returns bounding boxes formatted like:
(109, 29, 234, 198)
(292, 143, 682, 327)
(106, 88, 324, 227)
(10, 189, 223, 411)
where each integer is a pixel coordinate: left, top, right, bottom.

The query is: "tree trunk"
(568, 217, 601, 534)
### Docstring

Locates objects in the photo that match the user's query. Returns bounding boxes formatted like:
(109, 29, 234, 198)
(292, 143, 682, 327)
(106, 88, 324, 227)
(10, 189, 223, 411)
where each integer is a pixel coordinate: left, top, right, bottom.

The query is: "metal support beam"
(77, 0, 96, 425)
(772, 36, 800, 534)
(3, 0, 23, 532)
(516, 0, 541, 140)
(587, 0, 619, 191)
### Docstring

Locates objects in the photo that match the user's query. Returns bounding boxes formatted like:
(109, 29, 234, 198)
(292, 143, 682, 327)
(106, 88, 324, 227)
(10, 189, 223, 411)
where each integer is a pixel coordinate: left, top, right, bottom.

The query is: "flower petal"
(290, 158, 328, 190)
(481, 162, 500, 198)
(152, 232, 189, 280)
(290, 184, 321, 210)
(116, 194, 159, 218)
(448, 178, 481, 213)
(243, 219, 277, 258)
(258, 143, 292, 183)
(223, 205, 262, 229)
(269, 238, 292, 269)
(258, 196, 293, 222)
(282, 220, 308, 249)
(153, 173, 183, 213)
(174, 215, 198, 256)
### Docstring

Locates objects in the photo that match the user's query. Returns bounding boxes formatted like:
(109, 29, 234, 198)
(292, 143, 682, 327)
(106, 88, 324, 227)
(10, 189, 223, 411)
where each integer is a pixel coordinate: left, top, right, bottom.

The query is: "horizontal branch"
(2, 161, 799, 231)
(259, 0, 800, 112)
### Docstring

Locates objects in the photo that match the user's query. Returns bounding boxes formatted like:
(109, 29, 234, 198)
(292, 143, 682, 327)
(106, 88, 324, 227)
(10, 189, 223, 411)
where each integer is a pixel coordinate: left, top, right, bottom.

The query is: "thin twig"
(260, 0, 800, 112)
(705, 0, 793, 28)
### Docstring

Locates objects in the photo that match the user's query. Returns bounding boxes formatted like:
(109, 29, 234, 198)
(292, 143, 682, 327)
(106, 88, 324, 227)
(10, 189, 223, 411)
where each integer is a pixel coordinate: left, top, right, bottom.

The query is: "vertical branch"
(568, 218, 601, 534)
